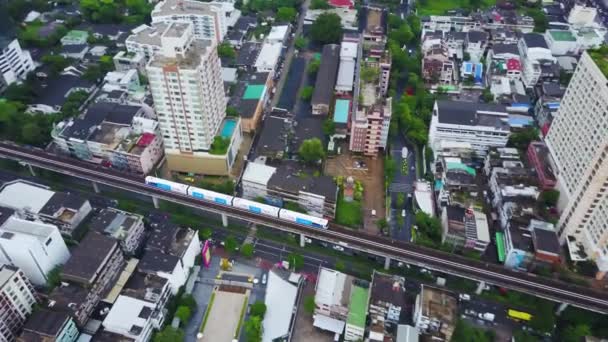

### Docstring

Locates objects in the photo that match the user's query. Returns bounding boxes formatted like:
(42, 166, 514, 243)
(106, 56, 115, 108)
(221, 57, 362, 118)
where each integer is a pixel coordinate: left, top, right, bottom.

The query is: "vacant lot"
(200, 290, 247, 342)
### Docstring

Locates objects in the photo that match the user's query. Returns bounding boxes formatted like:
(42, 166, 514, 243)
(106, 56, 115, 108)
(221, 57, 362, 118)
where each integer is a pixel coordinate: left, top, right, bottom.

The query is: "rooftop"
(90, 208, 143, 239)
(370, 271, 408, 309)
(0, 181, 54, 214)
(531, 221, 560, 255)
(492, 43, 519, 56)
(139, 249, 180, 273)
(145, 221, 196, 258)
(152, 0, 221, 18)
(523, 33, 549, 49)
(548, 30, 577, 42)
(20, 310, 71, 340)
(419, 285, 457, 341)
(435, 100, 509, 130)
(243, 162, 276, 185)
(588, 46, 608, 78)
(122, 272, 168, 302)
(347, 284, 369, 328)
(236, 42, 261, 66)
(149, 40, 213, 69)
(268, 161, 338, 202)
(262, 271, 299, 342)
(312, 44, 340, 106)
(62, 232, 119, 284)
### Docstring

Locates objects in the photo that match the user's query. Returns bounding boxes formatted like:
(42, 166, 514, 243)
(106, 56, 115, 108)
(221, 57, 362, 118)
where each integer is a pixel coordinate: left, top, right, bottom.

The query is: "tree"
(298, 138, 325, 164)
(179, 294, 197, 312)
(513, 331, 541, 342)
(287, 252, 304, 271)
(244, 316, 263, 342)
(482, 88, 494, 103)
(322, 118, 335, 136)
(310, 0, 331, 9)
(310, 13, 343, 45)
(42, 54, 71, 75)
(396, 193, 405, 208)
(384, 156, 397, 182)
(223, 235, 238, 254)
(250, 300, 267, 318)
(415, 211, 442, 243)
(21, 122, 43, 146)
(46, 266, 62, 290)
(175, 306, 191, 323)
(334, 260, 346, 272)
(3, 83, 35, 103)
(276, 7, 296, 22)
(508, 126, 539, 150)
(303, 295, 316, 315)
(199, 227, 213, 241)
(360, 66, 379, 83)
(451, 319, 494, 342)
(540, 190, 560, 207)
(217, 42, 236, 59)
(241, 243, 254, 258)
(226, 106, 239, 117)
(463, 52, 471, 61)
(300, 85, 314, 100)
(307, 58, 321, 74)
(153, 327, 184, 342)
(294, 36, 308, 50)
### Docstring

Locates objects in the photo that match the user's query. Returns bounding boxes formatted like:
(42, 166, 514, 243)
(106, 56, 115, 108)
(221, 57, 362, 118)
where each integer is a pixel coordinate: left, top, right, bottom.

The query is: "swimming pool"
(220, 119, 236, 138)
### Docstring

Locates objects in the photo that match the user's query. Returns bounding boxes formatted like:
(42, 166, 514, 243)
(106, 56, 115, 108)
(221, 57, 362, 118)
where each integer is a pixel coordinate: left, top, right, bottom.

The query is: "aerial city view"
(1, 0, 608, 340)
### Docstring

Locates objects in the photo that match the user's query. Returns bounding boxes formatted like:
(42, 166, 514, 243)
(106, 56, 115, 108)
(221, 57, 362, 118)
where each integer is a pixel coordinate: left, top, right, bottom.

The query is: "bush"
(300, 85, 314, 100)
(241, 243, 254, 258)
(303, 295, 316, 315)
(250, 300, 267, 318)
(209, 136, 231, 155)
(175, 305, 191, 323)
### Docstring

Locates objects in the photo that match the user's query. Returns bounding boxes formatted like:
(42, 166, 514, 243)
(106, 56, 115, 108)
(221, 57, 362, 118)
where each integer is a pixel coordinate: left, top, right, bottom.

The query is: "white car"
(333, 245, 345, 252)
(459, 294, 471, 301)
(262, 274, 267, 285)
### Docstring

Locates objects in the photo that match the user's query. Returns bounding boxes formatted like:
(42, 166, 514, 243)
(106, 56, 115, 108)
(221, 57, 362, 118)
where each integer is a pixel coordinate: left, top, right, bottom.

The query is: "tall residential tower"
(545, 48, 608, 278)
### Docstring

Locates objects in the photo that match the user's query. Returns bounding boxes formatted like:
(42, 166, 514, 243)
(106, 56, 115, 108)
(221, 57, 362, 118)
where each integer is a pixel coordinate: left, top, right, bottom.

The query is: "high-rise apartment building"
(0, 265, 37, 342)
(0, 16, 35, 92)
(146, 22, 226, 155)
(545, 49, 608, 278)
(151, 0, 227, 43)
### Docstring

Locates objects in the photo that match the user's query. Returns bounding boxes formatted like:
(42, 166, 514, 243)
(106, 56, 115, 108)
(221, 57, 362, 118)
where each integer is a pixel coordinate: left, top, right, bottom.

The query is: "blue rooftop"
(333, 99, 350, 124)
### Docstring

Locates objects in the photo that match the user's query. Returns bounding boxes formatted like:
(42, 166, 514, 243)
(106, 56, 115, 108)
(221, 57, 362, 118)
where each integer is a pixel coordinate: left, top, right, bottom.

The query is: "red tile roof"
(329, 0, 354, 8)
(137, 133, 156, 147)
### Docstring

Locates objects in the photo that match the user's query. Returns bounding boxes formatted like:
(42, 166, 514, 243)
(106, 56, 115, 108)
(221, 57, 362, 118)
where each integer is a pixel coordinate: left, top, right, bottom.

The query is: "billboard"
(202, 240, 212, 268)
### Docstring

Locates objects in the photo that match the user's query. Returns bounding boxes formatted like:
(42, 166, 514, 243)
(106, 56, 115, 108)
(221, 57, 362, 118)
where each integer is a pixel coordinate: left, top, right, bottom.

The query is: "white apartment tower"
(0, 214, 70, 286)
(151, 0, 227, 43)
(0, 36, 35, 91)
(545, 49, 608, 278)
(146, 22, 226, 155)
(0, 264, 37, 341)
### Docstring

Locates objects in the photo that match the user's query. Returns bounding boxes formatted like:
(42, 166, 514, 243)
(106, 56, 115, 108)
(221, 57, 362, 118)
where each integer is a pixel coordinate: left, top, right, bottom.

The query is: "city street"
(388, 133, 417, 241)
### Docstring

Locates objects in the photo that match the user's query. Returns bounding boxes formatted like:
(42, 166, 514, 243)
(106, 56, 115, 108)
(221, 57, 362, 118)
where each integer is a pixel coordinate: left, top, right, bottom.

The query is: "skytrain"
(145, 176, 329, 229)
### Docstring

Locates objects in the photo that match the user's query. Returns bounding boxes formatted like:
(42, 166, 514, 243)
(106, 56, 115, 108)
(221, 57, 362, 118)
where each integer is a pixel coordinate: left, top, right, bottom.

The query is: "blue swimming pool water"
(221, 119, 236, 138)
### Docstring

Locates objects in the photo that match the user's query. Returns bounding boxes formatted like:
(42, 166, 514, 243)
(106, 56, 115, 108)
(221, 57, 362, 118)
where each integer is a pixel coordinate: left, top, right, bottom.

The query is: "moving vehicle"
(507, 309, 532, 321)
(144, 176, 329, 229)
(478, 312, 495, 322)
(402, 147, 408, 158)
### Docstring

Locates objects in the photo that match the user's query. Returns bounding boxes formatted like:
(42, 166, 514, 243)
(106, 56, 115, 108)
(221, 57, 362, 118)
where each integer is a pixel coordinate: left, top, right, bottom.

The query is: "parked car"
(459, 294, 471, 301)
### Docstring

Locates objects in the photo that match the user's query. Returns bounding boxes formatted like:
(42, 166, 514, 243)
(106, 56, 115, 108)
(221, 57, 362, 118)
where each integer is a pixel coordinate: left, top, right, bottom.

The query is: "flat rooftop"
(148, 40, 212, 69)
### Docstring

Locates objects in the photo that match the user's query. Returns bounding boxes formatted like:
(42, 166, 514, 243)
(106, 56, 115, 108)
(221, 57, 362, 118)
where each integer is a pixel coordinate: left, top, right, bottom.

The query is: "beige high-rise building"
(545, 49, 608, 278)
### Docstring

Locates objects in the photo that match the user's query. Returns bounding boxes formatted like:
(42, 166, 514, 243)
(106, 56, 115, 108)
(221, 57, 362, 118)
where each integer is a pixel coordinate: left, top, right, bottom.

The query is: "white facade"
(0, 216, 70, 286)
(149, 232, 200, 294)
(266, 25, 290, 45)
(518, 35, 556, 87)
(151, 0, 227, 43)
(254, 42, 282, 73)
(242, 162, 276, 200)
(146, 22, 226, 154)
(0, 265, 37, 342)
(102, 295, 165, 342)
(0, 39, 35, 88)
(428, 101, 510, 156)
(545, 51, 608, 275)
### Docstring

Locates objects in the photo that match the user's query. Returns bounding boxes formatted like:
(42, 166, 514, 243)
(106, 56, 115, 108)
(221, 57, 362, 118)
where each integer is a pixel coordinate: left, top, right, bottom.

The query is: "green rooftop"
(64, 30, 88, 39)
(549, 30, 576, 42)
(347, 285, 368, 328)
(588, 45, 608, 78)
(242, 84, 266, 100)
(446, 162, 476, 176)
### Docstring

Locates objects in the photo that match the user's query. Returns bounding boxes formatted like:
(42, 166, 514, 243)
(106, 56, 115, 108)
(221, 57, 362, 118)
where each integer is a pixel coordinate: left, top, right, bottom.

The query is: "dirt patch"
(325, 152, 385, 235)
(292, 282, 334, 342)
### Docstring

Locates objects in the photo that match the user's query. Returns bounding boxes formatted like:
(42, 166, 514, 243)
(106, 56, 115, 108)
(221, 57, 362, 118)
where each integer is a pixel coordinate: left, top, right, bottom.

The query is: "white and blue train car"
(187, 186, 234, 206)
(279, 209, 329, 229)
(145, 176, 189, 195)
(232, 198, 281, 217)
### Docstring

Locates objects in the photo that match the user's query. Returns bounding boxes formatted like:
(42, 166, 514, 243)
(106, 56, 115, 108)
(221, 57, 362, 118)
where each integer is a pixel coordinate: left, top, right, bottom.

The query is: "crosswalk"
(389, 183, 413, 192)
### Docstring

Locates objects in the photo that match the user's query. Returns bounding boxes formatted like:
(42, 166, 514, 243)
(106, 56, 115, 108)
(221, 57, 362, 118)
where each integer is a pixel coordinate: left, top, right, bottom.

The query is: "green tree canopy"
(244, 315, 263, 342)
(298, 138, 325, 164)
(300, 85, 314, 100)
(199, 227, 213, 241)
(508, 126, 539, 150)
(153, 327, 184, 342)
(217, 42, 236, 59)
(223, 235, 238, 254)
(175, 306, 191, 323)
(307, 58, 321, 75)
(241, 243, 254, 258)
(540, 190, 560, 207)
(310, 13, 343, 45)
(322, 118, 335, 136)
(250, 300, 267, 318)
(303, 295, 316, 314)
(287, 252, 304, 271)
(276, 7, 297, 22)
(294, 36, 308, 50)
